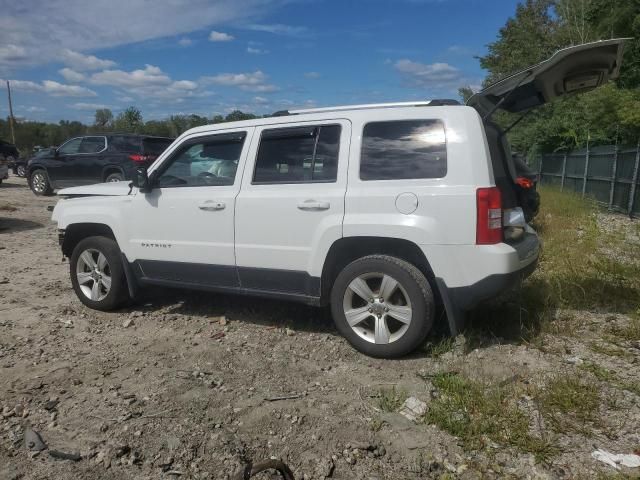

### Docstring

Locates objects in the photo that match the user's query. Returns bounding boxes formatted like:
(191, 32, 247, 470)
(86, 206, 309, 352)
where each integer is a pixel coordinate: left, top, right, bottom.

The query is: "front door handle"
(297, 199, 330, 211)
(198, 200, 225, 211)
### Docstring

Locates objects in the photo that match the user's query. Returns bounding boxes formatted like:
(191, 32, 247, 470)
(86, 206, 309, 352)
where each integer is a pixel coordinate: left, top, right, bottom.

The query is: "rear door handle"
(297, 200, 330, 211)
(198, 200, 225, 211)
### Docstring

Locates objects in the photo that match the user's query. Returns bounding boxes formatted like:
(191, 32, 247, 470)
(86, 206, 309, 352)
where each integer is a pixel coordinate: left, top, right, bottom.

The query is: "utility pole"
(6, 80, 16, 144)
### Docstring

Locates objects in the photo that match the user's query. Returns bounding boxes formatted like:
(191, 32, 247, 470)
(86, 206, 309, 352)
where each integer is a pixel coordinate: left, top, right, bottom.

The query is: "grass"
(607, 312, 640, 342)
(376, 386, 408, 412)
(538, 376, 600, 435)
(423, 336, 456, 357)
(466, 186, 640, 346)
(580, 361, 615, 382)
(589, 341, 633, 359)
(425, 372, 556, 462)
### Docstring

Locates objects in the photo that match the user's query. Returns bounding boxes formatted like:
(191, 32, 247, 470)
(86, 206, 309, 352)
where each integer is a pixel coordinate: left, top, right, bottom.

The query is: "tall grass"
(468, 186, 640, 343)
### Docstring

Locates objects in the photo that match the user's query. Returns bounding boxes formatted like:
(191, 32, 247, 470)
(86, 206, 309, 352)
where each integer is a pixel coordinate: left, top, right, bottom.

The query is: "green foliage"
(376, 386, 407, 412)
(94, 108, 113, 128)
(479, 0, 640, 155)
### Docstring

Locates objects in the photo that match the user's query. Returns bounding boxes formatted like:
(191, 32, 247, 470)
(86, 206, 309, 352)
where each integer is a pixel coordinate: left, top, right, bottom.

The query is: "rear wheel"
(105, 172, 124, 182)
(330, 255, 434, 358)
(70, 236, 129, 311)
(29, 169, 53, 196)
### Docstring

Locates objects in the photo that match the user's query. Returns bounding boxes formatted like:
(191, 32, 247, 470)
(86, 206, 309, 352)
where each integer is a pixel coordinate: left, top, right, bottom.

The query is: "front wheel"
(330, 255, 434, 358)
(70, 236, 130, 311)
(29, 169, 53, 196)
(16, 165, 26, 177)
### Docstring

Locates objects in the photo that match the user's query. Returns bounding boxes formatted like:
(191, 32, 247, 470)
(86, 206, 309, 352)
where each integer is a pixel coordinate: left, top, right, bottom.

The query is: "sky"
(0, 0, 521, 124)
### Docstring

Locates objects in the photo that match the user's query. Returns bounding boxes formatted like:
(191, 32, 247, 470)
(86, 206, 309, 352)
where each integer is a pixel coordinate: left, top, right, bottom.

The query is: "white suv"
(51, 40, 625, 358)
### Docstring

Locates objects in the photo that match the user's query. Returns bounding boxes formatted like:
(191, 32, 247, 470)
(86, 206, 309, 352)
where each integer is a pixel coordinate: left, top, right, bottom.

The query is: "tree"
(224, 110, 257, 122)
(458, 86, 475, 104)
(94, 108, 113, 128)
(113, 106, 143, 133)
(479, 0, 558, 84)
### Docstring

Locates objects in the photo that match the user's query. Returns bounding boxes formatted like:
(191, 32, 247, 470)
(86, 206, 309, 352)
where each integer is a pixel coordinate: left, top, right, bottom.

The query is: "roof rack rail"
(271, 110, 293, 117)
(289, 99, 460, 115)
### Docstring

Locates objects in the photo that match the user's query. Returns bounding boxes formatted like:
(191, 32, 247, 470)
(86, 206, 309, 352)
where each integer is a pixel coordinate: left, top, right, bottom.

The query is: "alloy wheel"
(342, 272, 412, 344)
(76, 248, 112, 301)
(31, 172, 47, 193)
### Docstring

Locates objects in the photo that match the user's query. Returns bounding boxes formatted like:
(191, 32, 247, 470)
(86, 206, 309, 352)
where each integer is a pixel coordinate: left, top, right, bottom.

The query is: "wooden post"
(608, 133, 618, 211)
(628, 139, 640, 217)
(560, 153, 567, 191)
(6, 80, 16, 145)
(582, 132, 590, 198)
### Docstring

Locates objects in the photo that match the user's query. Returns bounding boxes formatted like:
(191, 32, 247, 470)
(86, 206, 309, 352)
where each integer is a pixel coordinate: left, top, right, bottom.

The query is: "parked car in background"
(0, 140, 19, 185)
(9, 147, 55, 177)
(28, 134, 174, 195)
(512, 154, 540, 223)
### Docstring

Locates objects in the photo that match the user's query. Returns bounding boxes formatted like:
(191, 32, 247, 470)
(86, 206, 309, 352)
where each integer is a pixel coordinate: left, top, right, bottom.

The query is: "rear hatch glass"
(142, 138, 173, 157)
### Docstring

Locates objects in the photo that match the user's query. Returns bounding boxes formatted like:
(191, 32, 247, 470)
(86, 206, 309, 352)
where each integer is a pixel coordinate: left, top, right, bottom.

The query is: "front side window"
(79, 136, 106, 154)
(155, 132, 246, 188)
(253, 124, 341, 184)
(57, 138, 83, 155)
(360, 120, 447, 180)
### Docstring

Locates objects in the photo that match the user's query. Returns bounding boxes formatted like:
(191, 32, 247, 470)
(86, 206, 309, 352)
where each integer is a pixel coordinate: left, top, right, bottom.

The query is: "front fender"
(52, 196, 132, 256)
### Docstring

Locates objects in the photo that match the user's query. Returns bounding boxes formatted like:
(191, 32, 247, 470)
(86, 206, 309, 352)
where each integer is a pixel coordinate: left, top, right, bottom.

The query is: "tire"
(69, 236, 130, 311)
(330, 255, 434, 358)
(29, 169, 53, 196)
(105, 172, 124, 183)
(16, 165, 26, 177)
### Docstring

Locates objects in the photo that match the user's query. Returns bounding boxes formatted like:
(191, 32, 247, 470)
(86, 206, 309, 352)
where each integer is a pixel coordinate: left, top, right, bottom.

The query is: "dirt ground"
(1, 175, 639, 480)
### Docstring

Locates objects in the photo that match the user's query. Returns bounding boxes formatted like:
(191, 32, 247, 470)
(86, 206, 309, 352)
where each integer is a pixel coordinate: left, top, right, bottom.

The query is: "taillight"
(515, 176, 534, 189)
(476, 187, 502, 245)
(129, 154, 156, 163)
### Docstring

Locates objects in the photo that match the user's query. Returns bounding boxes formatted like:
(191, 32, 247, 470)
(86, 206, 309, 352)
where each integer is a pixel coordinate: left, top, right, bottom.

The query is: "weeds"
(423, 337, 456, 358)
(426, 372, 556, 462)
(607, 314, 640, 342)
(589, 342, 632, 359)
(376, 386, 407, 412)
(538, 376, 600, 434)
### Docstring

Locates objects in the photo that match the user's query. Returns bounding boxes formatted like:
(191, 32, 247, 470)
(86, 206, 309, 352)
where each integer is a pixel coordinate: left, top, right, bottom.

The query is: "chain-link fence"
(530, 144, 640, 217)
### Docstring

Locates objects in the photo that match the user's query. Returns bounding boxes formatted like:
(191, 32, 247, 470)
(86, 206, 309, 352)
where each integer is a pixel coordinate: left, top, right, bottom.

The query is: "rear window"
(360, 120, 447, 180)
(110, 136, 141, 153)
(143, 138, 173, 156)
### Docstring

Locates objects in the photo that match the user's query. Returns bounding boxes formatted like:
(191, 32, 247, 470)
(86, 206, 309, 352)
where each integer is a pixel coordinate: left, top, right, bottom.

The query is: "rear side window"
(360, 120, 447, 180)
(253, 124, 341, 184)
(143, 138, 173, 156)
(79, 136, 106, 154)
(110, 136, 141, 153)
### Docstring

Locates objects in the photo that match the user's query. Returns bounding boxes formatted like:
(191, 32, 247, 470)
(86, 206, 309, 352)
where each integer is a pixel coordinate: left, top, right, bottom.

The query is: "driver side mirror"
(134, 167, 152, 193)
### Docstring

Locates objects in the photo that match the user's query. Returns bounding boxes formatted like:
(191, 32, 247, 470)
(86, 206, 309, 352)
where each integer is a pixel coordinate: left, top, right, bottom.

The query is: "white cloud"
(245, 24, 308, 36)
(60, 49, 116, 71)
(253, 96, 269, 104)
(24, 106, 46, 113)
(304, 71, 320, 79)
(247, 46, 269, 55)
(90, 64, 171, 88)
(88, 65, 205, 102)
(202, 70, 278, 92)
(394, 59, 462, 88)
(209, 31, 234, 42)
(72, 102, 110, 110)
(59, 67, 86, 83)
(1, 0, 296, 69)
(178, 37, 193, 47)
(2, 78, 97, 97)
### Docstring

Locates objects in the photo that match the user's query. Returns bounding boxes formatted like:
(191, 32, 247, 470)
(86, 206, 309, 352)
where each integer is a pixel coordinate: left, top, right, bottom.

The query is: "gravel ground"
(1, 175, 639, 480)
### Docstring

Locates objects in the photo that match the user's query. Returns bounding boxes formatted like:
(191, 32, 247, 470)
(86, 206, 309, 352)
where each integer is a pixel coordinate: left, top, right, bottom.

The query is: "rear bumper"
(445, 255, 538, 312)
(426, 230, 540, 334)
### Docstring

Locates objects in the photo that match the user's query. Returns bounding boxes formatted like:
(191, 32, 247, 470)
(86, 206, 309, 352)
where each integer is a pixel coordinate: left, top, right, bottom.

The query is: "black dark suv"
(28, 134, 174, 195)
